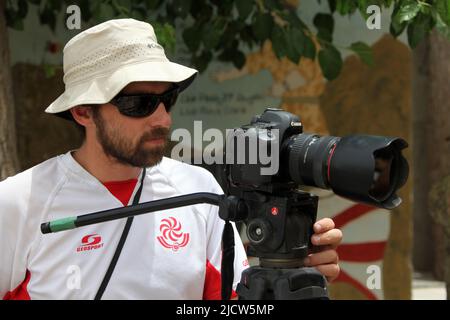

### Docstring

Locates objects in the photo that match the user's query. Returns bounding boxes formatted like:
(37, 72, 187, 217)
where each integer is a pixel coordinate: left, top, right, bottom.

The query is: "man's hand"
(303, 217, 343, 283)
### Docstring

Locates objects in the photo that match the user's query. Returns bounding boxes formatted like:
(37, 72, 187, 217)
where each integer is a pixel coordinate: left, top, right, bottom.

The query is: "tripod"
(223, 188, 330, 300)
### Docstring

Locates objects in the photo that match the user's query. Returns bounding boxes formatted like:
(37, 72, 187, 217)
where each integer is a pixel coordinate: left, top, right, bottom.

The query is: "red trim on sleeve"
(103, 179, 138, 206)
(3, 270, 31, 300)
(203, 260, 237, 300)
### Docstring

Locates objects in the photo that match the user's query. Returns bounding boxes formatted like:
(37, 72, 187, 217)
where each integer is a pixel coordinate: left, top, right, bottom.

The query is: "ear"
(70, 106, 94, 128)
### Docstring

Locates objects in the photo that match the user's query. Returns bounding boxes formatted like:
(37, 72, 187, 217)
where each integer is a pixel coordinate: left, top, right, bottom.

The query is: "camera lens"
(283, 134, 409, 209)
(283, 133, 340, 189)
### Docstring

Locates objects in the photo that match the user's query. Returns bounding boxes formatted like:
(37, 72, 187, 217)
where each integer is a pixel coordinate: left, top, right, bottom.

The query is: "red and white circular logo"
(157, 217, 190, 252)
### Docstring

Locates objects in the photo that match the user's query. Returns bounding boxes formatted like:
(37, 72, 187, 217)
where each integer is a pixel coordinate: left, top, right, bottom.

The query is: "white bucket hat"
(45, 18, 198, 119)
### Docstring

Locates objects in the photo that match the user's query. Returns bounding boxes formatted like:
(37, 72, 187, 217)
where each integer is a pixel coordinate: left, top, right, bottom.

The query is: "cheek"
(121, 119, 148, 144)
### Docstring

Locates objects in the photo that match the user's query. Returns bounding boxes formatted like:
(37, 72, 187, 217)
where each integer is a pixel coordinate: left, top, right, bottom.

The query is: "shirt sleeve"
(0, 177, 28, 299)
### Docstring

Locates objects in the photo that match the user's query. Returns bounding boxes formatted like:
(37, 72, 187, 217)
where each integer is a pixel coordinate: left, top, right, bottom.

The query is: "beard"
(92, 108, 169, 168)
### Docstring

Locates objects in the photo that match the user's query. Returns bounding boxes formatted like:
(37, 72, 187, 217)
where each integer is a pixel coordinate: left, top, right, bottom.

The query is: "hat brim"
(45, 60, 198, 119)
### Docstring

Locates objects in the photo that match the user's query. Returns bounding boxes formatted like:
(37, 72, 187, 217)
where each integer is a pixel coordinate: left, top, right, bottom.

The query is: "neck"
(72, 141, 141, 183)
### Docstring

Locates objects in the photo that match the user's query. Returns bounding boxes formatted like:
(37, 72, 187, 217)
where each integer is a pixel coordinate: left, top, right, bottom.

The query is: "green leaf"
(154, 23, 176, 53)
(336, 0, 357, 15)
(349, 41, 374, 66)
(357, 0, 370, 20)
(252, 13, 274, 41)
(43, 64, 56, 78)
(170, 0, 191, 19)
(217, 0, 234, 16)
(202, 24, 222, 50)
(130, 2, 147, 20)
(390, 20, 407, 38)
(17, 0, 28, 19)
(7, 13, 25, 31)
(240, 26, 256, 48)
(328, 0, 337, 13)
(93, 3, 114, 23)
(318, 45, 343, 80)
(313, 13, 334, 42)
(285, 31, 301, 64)
(146, 0, 162, 10)
(39, 5, 57, 32)
(232, 50, 246, 69)
(302, 35, 316, 60)
(395, 1, 421, 24)
(284, 10, 306, 29)
(192, 51, 213, 73)
(264, 0, 283, 11)
(436, 0, 450, 26)
(218, 47, 237, 63)
(271, 25, 287, 59)
(189, 1, 213, 22)
(291, 28, 305, 57)
(79, 0, 93, 22)
(281, 28, 305, 64)
(182, 25, 202, 52)
(48, 0, 63, 12)
(111, 0, 130, 16)
(236, 0, 254, 20)
(390, 1, 407, 37)
(433, 7, 450, 40)
(407, 14, 434, 48)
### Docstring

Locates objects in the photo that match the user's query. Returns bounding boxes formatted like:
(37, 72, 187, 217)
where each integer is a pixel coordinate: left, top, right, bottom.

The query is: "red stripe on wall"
(3, 270, 31, 300)
(337, 241, 386, 262)
(332, 204, 376, 229)
(334, 269, 378, 300)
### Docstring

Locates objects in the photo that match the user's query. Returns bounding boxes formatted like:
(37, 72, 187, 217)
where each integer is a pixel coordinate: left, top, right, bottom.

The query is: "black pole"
(41, 192, 224, 234)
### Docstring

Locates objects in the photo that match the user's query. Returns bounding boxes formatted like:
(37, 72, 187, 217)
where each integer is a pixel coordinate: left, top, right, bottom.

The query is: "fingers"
(304, 249, 341, 283)
(311, 228, 343, 248)
(314, 263, 341, 283)
(308, 218, 342, 283)
(304, 248, 338, 267)
(313, 218, 335, 233)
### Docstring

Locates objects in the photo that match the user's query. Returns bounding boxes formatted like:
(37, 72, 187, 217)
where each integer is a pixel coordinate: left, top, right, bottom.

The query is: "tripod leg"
(273, 268, 329, 300)
(236, 276, 267, 300)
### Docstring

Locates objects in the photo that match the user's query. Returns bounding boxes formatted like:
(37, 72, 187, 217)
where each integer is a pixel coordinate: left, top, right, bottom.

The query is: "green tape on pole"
(50, 217, 77, 232)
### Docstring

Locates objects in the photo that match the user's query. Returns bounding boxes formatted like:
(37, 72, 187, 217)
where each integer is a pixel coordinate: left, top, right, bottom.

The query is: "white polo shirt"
(0, 152, 248, 299)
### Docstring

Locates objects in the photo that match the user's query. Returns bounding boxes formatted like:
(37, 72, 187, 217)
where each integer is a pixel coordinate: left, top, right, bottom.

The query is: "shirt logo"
(147, 43, 162, 50)
(76, 234, 104, 252)
(157, 217, 190, 252)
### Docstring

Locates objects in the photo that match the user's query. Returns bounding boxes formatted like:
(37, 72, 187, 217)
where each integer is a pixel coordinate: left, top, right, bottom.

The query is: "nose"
(148, 102, 172, 128)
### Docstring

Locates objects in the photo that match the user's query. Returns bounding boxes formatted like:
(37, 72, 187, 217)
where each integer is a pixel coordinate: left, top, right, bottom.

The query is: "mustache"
(140, 127, 170, 141)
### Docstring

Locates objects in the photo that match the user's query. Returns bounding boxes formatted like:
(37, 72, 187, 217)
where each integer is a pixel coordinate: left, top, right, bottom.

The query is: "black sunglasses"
(109, 85, 180, 118)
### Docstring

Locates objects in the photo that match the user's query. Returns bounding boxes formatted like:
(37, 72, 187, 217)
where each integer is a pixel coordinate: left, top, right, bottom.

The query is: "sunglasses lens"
(113, 96, 157, 117)
(162, 92, 179, 112)
(111, 87, 179, 117)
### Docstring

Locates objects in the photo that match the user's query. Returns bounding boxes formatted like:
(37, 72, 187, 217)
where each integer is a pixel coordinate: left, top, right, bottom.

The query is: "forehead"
(121, 81, 173, 94)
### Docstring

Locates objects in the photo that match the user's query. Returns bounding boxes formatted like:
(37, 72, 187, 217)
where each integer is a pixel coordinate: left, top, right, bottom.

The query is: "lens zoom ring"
(289, 134, 316, 184)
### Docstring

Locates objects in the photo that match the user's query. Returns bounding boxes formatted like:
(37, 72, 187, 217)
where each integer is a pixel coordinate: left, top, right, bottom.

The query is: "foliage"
(4, 0, 450, 80)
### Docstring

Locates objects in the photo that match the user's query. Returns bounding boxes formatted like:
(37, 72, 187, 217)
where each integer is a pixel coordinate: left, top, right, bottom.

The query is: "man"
(0, 19, 342, 300)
